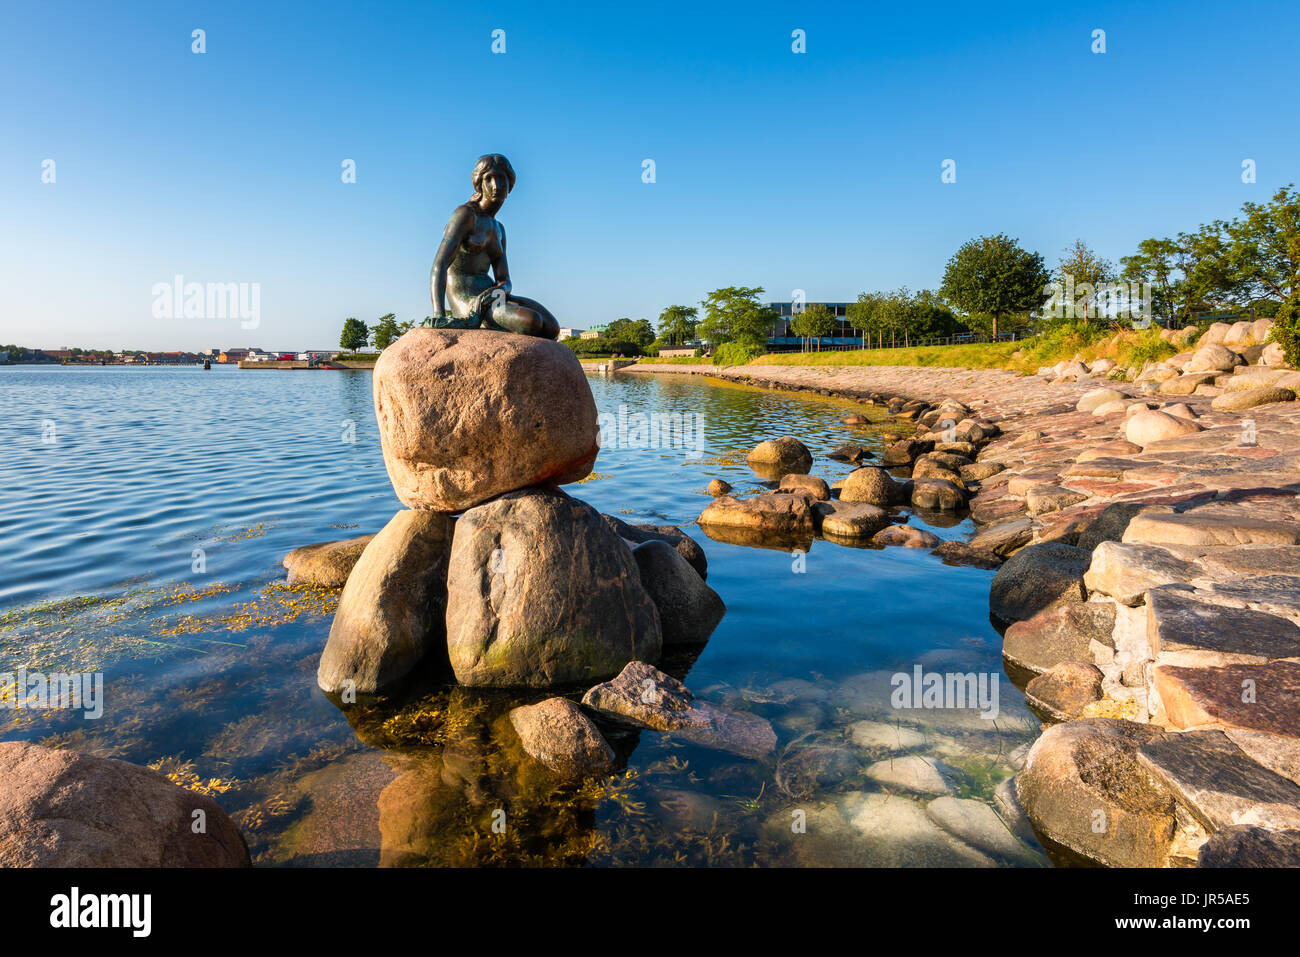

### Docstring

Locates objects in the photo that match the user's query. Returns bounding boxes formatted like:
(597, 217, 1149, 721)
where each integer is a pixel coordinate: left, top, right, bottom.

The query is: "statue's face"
(481, 169, 510, 207)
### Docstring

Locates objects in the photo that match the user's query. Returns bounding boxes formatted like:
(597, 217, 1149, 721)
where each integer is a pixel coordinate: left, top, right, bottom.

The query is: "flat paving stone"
(1147, 587, 1300, 660)
(1153, 661, 1300, 737)
(1136, 729, 1300, 831)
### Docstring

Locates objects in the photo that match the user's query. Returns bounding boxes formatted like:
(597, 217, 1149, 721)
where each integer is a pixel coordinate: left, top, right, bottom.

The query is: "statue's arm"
(430, 206, 473, 318)
(489, 222, 512, 296)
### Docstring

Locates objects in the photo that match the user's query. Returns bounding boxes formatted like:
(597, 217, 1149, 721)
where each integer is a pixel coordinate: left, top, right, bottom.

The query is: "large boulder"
(0, 742, 249, 867)
(631, 540, 725, 645)
(989, 542, 1091, 624)
(283, 534, 376, 588)
(373, 329, 599, 511)
(1016, 718, 1178, 867)
(445, 488, 661, 687)
(1184, 343, 1242, 373)
(318, 510, 454, 694)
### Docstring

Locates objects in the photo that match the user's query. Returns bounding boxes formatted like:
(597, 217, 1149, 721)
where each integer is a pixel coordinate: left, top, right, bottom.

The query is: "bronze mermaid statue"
(426, 154, 560, 339)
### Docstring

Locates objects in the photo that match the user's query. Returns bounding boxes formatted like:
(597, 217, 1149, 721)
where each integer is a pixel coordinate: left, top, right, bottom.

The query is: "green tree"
(339, 317, 369, 351)
(657, 304, 698, 345)
(1270, 290, 1300, 367)
(698, 286, 777, 345)
(1054, 239, 1116, 321)
(941, 234, 1050, 338)
(846, 291, 887, 348)
(371, 314, 401, 350)
(603, 317, 655, 347)
(790, 303, 837, 351)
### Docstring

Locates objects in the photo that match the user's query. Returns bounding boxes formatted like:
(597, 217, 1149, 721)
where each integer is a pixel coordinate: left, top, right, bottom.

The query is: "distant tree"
(657, 304, 699, 345)
(698, 286, 777, 345)
(371, 314, 402, 350)
(941, 234, 1050, 338)
(1051, 239, 1117, 321)
(603, 317, 654, 346)
(846, 291, 887, 348)
(339, 317, 369, 351)
(790, 303, 837, 351)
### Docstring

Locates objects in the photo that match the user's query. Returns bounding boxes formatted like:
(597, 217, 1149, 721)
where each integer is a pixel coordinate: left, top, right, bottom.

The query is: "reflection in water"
(0, 367, 1045, 866)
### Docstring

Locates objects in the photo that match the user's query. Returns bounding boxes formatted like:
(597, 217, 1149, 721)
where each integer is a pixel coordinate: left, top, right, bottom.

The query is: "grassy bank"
(752, 342, 1020, 370)
(670, 325, 1191, 375)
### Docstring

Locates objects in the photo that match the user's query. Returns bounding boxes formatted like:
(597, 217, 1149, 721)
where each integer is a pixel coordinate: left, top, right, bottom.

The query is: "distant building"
(219, 348, 250, 364)
(558, 327, 584, 339)
(579, 325, 607, 340)
(763, 301, 862, 349)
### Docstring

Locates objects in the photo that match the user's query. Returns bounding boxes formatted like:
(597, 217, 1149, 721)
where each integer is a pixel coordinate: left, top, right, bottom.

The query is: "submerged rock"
(925, 796, 1043, 865)
(864, 754, 956, 795)
(318, 509, 454, 695)
(446, 489, 661, 688)
(373, 329, 598, 511)
(0, 742, 249, 867)
(508, 697, 616, 776)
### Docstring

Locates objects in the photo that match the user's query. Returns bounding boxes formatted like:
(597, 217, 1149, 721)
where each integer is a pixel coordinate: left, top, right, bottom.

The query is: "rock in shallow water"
(283, 534, 376, 588)
(446, 489, 661, 688)
(989, 542, 1090, 624)
(318, 510, 454, 695)
(0, 742, 249, 867)
(1016, 718, 1178, 867)
(864, 754, 956, 795)
(839, 465, 903, 506)
(508, 697, 616, 776)
(631, 540, 725, 645)
(373, 329, 599, 511)
(1024, 661, 1104, 722)
(746, 436, 812, 478)
(600, 514, 708, 580)
(581, 661, 776, 759)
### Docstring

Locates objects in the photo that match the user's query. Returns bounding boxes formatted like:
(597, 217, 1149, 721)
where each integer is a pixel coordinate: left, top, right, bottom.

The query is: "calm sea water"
(0, 365, 1040, 867)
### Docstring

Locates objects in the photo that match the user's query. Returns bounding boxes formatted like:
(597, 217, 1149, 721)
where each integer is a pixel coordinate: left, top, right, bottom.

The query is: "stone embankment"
(632, 318, 1300, 867)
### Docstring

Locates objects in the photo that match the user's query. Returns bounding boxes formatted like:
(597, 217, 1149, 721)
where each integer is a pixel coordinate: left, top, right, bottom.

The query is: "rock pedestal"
(445, 488, 662, 688)
(373, 329, 599, 512)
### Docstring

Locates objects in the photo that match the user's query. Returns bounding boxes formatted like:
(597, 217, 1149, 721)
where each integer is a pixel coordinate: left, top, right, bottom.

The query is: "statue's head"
(470, 154, 516, 210)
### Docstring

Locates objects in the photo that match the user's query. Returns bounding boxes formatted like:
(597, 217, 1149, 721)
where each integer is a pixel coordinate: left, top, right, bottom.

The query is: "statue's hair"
(470, 154, 516, 206)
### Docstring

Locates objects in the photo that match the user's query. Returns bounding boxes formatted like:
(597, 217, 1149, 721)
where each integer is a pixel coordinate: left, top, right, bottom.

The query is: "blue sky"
(2, 0, 1297, 351)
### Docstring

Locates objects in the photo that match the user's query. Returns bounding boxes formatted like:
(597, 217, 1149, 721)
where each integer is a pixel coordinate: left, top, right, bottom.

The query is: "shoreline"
(628, 358, 1300, 867)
